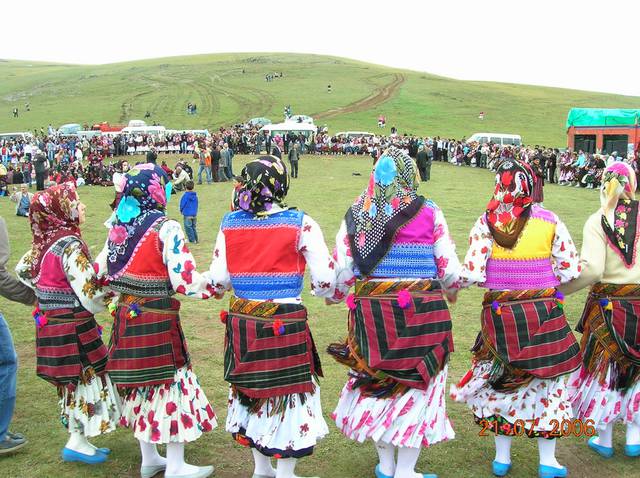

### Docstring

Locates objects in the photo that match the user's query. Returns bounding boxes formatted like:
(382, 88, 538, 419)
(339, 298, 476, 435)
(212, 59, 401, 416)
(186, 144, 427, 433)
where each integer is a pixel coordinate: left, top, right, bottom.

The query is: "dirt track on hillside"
(314, 73, 405, 120)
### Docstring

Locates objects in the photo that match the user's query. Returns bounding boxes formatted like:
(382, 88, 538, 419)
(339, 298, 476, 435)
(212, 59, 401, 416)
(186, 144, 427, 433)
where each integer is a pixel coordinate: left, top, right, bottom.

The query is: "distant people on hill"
(12, 108, 18, 118)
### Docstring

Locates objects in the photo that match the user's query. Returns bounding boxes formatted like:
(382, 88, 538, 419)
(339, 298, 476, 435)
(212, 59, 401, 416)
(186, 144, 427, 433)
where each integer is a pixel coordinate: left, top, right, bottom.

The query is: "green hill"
(1, 52, 639, 145)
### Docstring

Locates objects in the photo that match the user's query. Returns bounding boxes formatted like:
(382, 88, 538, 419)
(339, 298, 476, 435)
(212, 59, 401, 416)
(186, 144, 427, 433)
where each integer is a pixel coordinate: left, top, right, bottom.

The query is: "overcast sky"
(2, 0, 638, 96)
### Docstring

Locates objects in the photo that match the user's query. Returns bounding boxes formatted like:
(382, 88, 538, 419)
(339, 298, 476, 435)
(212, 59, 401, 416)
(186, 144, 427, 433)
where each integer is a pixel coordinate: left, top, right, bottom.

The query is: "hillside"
(1, 52, 640, 145)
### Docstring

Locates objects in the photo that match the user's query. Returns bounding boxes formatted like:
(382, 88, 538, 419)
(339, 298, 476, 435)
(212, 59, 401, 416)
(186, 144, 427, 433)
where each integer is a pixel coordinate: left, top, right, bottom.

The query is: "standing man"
(265, 134, 272, 157)
(416, 145, 428, 181)
(210, 144, 221, 182)
(0, 217, 34, 454)
(221, 143, 233, 179)
(146, 146, 158, 164)
(33, 151, 48, 191)
(10, 185, 33, 217)
(547, 148, 558, 184)
(288, 141, 300, 178)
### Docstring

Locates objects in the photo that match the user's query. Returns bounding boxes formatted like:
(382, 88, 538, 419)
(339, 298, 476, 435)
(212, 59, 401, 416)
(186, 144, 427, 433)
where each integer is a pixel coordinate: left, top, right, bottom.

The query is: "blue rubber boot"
(587, 437, 613, 458)
(492, 460, 512, 476)
(61, 447, 107, 464)
(625, 444, 640, 457)
(538, 464, 567, 478)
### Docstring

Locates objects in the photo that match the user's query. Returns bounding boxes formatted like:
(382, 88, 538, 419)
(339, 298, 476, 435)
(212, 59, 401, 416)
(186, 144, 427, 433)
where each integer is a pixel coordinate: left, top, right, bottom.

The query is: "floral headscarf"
(106, 163, 172, 279)
(29, 182, 88, 280)
(232, 155, 289, 215)
(346, 147, 422, 276)
(486, 159, 534, 245)
(600, 162, 638, 267)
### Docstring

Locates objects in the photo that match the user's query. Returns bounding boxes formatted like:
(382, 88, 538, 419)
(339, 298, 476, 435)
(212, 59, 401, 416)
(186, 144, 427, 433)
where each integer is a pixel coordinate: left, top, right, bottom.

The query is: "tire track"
(313, 73, 405, 120)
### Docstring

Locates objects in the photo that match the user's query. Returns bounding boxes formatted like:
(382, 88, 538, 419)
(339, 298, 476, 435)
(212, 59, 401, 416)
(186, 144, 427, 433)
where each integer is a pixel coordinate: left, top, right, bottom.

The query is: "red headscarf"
(29, 182, 88, 280)
(486, 159, 534, 236)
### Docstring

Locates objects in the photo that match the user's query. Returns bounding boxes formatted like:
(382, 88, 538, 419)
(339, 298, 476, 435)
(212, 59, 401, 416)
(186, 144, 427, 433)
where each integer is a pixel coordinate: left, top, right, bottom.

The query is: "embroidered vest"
(484, 206, 559, 290)
(35, 237, 88, 312)
(356, 204, 438, 279)
(221, 209, 306, 300)
(108, 218, 173, 297)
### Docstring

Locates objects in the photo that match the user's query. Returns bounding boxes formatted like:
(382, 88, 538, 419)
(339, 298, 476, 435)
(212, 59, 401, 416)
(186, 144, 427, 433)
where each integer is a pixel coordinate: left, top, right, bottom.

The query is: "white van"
(120, 125, 166, 135)
(0, 132, 34, 142)
(467, 133, 522, 146)
(336, 131, 375, 139)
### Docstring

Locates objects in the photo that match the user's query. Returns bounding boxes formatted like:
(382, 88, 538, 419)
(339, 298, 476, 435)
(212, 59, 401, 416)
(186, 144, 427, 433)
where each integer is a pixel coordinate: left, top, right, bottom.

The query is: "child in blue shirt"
(179, 180, 199, 243)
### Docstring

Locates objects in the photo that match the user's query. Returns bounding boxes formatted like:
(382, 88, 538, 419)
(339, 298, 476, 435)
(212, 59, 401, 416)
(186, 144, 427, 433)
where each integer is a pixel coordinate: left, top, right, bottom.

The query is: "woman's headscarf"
(106, 163, 171, 279)
(600, 162, 638, 267)
(346, 146, 422, 276)
(232, 155, 289, 215)
(29, 182, 88, 280)
(486, 159, 534, 248)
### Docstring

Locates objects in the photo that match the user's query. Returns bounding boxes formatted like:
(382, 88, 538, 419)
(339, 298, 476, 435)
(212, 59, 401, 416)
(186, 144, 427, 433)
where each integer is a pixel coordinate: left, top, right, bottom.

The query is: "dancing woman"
(450, 159, 582, 478)
(208, 156, 337, 478)
(329, 147, 461, 478)
(560, 162, 640, 458)
(16, 183, 120, 465)
(96, 164, 218, 478)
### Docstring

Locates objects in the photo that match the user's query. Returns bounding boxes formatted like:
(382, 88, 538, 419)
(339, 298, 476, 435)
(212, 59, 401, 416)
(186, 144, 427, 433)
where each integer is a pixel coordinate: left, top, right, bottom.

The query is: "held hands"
(445, 289, 458, 304)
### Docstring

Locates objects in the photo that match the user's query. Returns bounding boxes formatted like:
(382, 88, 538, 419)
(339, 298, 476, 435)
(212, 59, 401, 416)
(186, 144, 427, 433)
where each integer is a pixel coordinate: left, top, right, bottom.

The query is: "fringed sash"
(472, 289, 581, 392)
(577, 283, 640, 391)
(328, 279, 452, 398)
(224, 296, 320, 412)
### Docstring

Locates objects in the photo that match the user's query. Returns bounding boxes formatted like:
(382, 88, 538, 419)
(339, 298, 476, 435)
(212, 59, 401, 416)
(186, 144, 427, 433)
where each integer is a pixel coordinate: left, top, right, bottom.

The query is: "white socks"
(375, 441, 396, 476)
(252, 448, 276, 477)
(395, 446, 422, 478)
(626, 423, 640, 446)
(537, 438, 562, 468)
(274, 457, 319, 478)
(494, 435, 512, 464)
(594, 423, 614, 448)
(166, 442, 200, 476)
(139, 440, 166, 467)
(65, 416, 96, 455)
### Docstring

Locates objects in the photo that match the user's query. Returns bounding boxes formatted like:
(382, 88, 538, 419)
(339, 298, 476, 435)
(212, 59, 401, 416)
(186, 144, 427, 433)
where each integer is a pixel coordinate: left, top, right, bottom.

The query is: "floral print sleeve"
(62, 241, 114, 314)
(15, 250, 36, 290)
(206, 228, 232, 297)
(160, 220, 216, 299)
(459, 214, 494, 288)
(332, 220, 356, 302)
(551, 217, 580, 284)
(433, 206, 461, 291)
(299, 214, 337, 299)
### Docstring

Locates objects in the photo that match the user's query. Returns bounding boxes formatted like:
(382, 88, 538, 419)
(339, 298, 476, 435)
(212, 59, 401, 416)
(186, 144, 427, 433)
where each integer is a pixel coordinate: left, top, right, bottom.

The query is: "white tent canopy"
(260, 122, 317, 135)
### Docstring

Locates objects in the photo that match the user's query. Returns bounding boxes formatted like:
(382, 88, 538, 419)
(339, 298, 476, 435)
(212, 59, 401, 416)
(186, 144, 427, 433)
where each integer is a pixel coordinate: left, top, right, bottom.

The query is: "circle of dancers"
(2, 149, 639, 478)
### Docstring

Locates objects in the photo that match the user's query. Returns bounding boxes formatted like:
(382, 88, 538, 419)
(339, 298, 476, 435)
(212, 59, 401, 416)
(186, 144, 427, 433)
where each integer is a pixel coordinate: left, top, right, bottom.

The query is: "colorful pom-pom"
(128, 303, 141, 319)
(346, 293, 357, 311)
(108, 302, 117, 317)
(605, 301, 614, 311)
(272, 319, 285, 336)
(491, 301, 502, 315)
(555, 291, 565, 301)
(220, 310, 228, 324)
(599, 298, 609, 307)
(32, 308, 47, 328)
(397, 289, 412, 309)
(97, 324, 104, 336)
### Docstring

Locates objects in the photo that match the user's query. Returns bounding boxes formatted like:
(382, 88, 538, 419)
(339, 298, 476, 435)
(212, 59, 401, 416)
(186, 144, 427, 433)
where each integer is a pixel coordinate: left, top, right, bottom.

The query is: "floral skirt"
(332, 366, 454, 448)
(119, 366, 217, 444)
(568, 365, 640, 429)
(226, 380, 328, 458)
(450, 361, 572, 438)
(60, 369, 121, 438)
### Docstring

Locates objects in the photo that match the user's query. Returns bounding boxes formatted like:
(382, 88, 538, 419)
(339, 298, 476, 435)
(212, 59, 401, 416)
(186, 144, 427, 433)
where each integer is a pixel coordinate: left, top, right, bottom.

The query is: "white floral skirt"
(450, 361, 572, 435)
(119, 366, 217, 444)
(568, 365, 640, 429)
(226, 380, 328, 457)
(60, 371, 121, 438)
(332, 366, 454, 448)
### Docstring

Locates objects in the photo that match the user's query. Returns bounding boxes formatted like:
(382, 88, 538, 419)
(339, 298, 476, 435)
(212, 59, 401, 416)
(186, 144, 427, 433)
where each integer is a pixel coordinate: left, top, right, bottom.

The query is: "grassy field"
(0, 155, 636, 478)
(2, 53, 640, 146)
